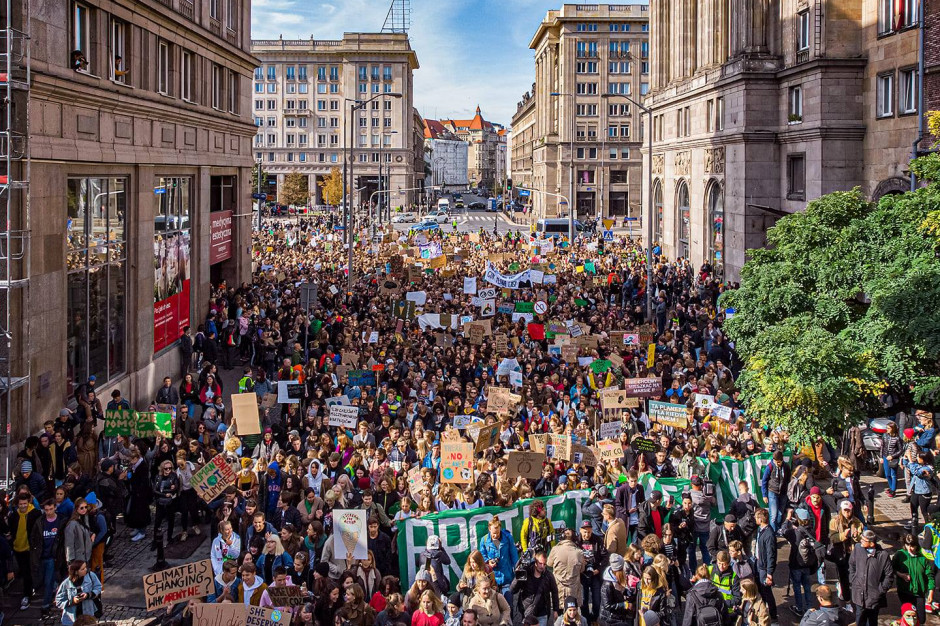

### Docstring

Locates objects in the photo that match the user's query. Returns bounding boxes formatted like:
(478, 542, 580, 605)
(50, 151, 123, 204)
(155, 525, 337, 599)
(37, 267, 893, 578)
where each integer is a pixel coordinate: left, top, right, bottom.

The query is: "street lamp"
(602, 92, 654, 320)
(345, 92, 402, 291)
(379, 129, 399, 223)
(550, 92, 576, 242)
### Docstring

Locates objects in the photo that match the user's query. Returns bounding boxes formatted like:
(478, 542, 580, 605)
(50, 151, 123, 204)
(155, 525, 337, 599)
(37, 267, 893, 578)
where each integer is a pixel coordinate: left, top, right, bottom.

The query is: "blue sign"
(518, 189, 531, 197)
(603, 229, 614, 241)
(252, 192, 267, 200)
(154, 187, 166, 195)
(624, 217, 639, 221)
(348, 369, 376, 387)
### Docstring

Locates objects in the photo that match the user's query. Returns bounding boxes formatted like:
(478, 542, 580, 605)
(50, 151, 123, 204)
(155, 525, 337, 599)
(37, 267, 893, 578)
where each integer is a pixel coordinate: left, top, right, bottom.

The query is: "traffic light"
(506, 178, 513, 191)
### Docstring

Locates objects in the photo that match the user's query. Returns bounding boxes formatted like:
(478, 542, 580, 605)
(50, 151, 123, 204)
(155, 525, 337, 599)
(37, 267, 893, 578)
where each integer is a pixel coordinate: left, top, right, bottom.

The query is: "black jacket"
(614, 482, 645, 525)
(636, 501, 668, 541)
(847, 544, 894, 609)
(754, 525, 777, 579)
(706, 524, 746, 560)
(600, 569, 632, 626)
(511, 568, 559, 619)
(680, 580, 728, 626)
(271, 505, 303, 532)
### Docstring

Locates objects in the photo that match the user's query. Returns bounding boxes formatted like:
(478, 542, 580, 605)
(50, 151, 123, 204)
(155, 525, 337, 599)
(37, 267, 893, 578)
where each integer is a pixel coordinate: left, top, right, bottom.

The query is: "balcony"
(178, 0, 194, 19)
(796, 49, 809, 64)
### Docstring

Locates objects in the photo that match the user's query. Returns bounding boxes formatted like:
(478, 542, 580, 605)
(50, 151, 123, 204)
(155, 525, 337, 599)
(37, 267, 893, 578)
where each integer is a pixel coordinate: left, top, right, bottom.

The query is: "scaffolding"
(0, 0, 30, 488)
(382, 0, 411, 34)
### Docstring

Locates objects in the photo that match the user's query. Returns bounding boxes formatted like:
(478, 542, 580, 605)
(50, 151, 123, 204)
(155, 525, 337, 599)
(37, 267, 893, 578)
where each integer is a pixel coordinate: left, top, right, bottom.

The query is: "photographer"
(577, 521, 605, 623)
(546, 525, 585, 604)
(521, 500, 553, 554)
(689, 477, 715, 568)
(511, 550, 559, 626)
(581, 485, 612, 537)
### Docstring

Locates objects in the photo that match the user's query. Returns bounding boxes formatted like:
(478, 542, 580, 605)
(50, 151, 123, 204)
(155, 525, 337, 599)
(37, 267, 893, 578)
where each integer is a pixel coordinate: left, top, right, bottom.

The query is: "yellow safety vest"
(708, 566, 736, 610)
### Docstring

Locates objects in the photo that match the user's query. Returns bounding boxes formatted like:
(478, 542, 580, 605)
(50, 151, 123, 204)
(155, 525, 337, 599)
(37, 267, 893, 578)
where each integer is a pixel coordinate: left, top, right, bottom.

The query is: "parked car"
(392, 212, 416, 223)
(426, 209, 450, 223)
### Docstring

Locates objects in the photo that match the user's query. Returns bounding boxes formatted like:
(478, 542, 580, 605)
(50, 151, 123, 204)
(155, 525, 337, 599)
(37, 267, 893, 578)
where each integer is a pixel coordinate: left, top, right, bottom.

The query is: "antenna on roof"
(382, 0, 411, 33)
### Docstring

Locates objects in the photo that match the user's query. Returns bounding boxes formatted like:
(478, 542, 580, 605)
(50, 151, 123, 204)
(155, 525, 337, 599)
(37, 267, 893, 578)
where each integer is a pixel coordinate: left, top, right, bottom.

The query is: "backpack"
(787, 467, 807, 504)
(697, 604, 724, 626)
(796, 528, 820, 570)
(734, 498, 758, 537)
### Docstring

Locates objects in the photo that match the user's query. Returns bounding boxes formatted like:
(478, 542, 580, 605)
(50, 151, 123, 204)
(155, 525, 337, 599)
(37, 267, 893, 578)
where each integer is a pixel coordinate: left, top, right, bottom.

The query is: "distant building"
(424, 119, 469, 190)
(510, 86, 538, 206)
(438, 107, 507, 192)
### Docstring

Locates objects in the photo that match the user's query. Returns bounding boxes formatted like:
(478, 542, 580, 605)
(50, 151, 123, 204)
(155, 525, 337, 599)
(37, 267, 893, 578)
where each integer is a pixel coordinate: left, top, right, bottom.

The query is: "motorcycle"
(861, 417, 894, 476)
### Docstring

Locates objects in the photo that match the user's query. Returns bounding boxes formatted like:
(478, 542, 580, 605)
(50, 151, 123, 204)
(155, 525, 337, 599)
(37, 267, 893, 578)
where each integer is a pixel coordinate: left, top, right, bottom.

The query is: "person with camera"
(511, 550, 560, 626)
(479, 517, 518, 607)
(54, 559, 102, 626)
(547, 525, 586, 606)
(577, 520, 605, 624)
(581, 485, 612, 537)
(521, 500, 554, 554)
(707, 515, 746, 563)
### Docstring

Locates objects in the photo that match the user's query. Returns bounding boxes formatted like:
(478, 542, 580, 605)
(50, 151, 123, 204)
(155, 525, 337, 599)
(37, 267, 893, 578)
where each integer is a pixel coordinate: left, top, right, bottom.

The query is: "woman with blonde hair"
(405, 571, 433, 614)
(255, 534, 294, 584)
(411, 589, 445, 626)
(638, 564, 668, 623)
(740, 579, 770, 626)
(465, 577, 511, 626)
(457, 551, 495, 598)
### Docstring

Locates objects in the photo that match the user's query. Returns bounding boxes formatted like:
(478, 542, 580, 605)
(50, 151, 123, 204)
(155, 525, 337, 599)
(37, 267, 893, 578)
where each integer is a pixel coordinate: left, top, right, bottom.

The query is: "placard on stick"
(333, 509, 368, 560)
(506, 450, 546, 479)
(547, 433, 572, 461)
(648, 400, 690, 429)
(190, 602, 248, 625)
(440, 442, 474, 483)
(190, 454, 237, 503)
(528, 433, 547, 453)
(231, 392, 261, 435)
(596, 440, 623, 462)
(143, 559, 214, 611)
(329, 404, 360, 428)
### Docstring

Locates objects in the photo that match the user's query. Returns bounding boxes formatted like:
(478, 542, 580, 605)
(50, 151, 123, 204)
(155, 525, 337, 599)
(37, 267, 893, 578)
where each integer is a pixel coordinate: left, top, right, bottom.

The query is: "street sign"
(624, 217, 639, 221)
(252, 192, 266, 200)
(154, 187, 166, 195)
(518, 189, 531, 197)
(603, 230, 614, 241)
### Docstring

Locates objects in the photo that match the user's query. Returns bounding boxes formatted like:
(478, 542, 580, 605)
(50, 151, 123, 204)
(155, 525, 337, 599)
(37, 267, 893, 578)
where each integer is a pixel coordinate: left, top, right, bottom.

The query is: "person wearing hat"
(547, 526, 586, 608)
(444, 592, 464, 626)
(636, 490, 667, 542)
(581, 485, 612, 537)
(706, 514, 746, 562)
(827, 499, 862, 602)
(892, 532, 935, 625)
(890, 603, 922, 626)
(847, 529, 894, 626)
(423, 535, 453, 596)
(554, 596, 588, 626)
(783, 508, 820, 617)
(15, 459, 47, 502)
(688, 475, 715, 568)
(599, 554, 632, 626)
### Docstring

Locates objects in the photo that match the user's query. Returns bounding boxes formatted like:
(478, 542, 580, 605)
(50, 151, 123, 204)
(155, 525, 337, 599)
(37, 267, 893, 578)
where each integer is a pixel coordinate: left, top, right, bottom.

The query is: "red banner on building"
(153, 231, 191, 353)
(209, 210, 233, 265)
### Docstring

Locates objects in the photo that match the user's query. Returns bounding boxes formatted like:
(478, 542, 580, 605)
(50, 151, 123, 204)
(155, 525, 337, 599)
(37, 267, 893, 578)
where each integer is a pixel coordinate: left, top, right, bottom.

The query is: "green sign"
(590, 359, 612, 374)
(584, 261, 596, 274)
(575, 298, 588, 307)
(514, 301, 534, 313)
(105, 409, 172, 438)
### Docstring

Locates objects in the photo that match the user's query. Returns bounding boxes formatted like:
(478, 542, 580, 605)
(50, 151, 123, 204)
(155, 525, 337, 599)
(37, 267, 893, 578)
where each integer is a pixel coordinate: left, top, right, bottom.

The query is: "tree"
(319, 167, 344, 206)
(250, 164, 268, 193)
(722, 159, 940, 443)
(279, 172, 309, 207)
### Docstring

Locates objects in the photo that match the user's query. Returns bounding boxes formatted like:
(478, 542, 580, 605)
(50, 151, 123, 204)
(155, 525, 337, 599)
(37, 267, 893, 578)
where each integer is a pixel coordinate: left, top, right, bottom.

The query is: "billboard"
(209, 210, 233, 265)
(153, 230, 191, 352)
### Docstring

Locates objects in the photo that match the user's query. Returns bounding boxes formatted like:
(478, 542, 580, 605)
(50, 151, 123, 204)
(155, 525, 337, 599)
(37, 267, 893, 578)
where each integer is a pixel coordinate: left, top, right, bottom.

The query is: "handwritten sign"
(507, 451, 546, 479)
(231, 393, 261, 435)
(648, 400, 690, 429)
(441, 442, 474, 483)
(548, 433, 572, 461)
(453, 414, 476, 429)
(599, 420, 623, 441)
(190, 454, 237, 503)
(334, 510, 368, 560)
(143, 559, 214, 611)
(631, 437, 659, 453)
(470, 422, 501, 454)
(407, 466, 427, 495)
(190, 602, 248, 625)
(329, 405, 360, 428)
(623, 377, 664, 398)
(596, 440, 623, 462)
(694, 394, 716, 410)
(266, 584, 305, 608)
(528, 433, 547, 453)
(246, 605, 291, 626)
(487, 386, 512, 414)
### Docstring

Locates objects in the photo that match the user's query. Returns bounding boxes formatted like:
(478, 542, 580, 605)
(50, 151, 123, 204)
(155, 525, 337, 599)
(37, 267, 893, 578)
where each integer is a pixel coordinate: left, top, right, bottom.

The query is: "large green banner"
(395, 452, 778, 591)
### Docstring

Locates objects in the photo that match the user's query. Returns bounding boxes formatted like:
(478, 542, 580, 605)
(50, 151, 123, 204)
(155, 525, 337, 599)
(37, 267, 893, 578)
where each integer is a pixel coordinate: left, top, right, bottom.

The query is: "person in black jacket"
(599, 554, 632, 626)
(272, 495, 303, 532)
(636, 490, 668, 541)
(614, 472, 645, 538)
(125, 451, 152, 543)
(752, 508, 778, 623)
(680, 565, 728, 626)
(577, 520, 605, 623)
(511, 550, 559, 625)
(706, 514, 746, 561)
(847, 531, 894, 626)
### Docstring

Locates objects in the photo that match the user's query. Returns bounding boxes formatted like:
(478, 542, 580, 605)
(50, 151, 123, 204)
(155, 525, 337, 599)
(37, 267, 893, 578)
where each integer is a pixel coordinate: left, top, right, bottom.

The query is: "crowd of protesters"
(0, 217, 933, 626)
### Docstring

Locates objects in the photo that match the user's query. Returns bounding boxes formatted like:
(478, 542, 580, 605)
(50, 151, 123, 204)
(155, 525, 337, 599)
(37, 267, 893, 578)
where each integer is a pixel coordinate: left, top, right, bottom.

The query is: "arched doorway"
(676, 180, 690, 259)
(652, 179, 663, 246)
(706, 181, 724, 280)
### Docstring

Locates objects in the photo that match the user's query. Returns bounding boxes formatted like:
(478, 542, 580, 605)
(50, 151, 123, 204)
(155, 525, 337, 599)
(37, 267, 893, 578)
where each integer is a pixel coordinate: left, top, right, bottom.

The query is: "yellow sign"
(647, 343, 656, 368)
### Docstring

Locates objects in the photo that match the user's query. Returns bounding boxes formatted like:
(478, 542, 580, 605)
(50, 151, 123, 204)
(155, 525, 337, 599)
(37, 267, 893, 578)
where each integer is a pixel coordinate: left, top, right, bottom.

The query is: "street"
(392, 207, 528, 235)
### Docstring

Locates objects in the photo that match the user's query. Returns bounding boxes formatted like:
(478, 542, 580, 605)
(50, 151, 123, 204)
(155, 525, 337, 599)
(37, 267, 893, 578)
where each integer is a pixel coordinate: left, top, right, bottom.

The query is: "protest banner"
(246, 605, 291, 626)
(329, 405, 360, 428)
(231, 393, 261, 435)
(470, 423, 501, 454)
(464, 277, 477, 294)
(407, 466, 427, 495)
(623, 377, 664, 398)
(190, 603, 248, 625)
(599, 420, 623, 441)
(596, 440, 622, 462)
(623, 333, 640, 346)
(506, 451, 546, 480)
(648, 400, 690, 429)
(561, 344, 579, 363)
(266, 584, 305, 608)
(341, 350, 360, 366)
(631, 437, 659, 453)
(710, 404, 733, 421)
(441, 442, 474, 483)
(334, 510, 368, 560)
(135, 411, 173, 438)
(104, 409, 133, 437)
(453, 414, 475, 429)
(494, 334, 509, 353)
(571, 443, 597, 466)
(469, 324, 485, 346)
(190, 454, 237, 503)
(143, 559, 214, 611)
(348, 369, 376, 387)
(478, 287, 497, 300)
(277, 381, 301, 404)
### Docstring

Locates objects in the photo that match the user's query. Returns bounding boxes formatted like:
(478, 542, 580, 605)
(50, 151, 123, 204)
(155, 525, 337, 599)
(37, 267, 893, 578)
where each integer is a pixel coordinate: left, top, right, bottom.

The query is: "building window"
(181, 51, 193, 101)
(109, 18, 127, 83)
(157, 41, 170, 95)
(267, 83, 276, 94)
(610, 170, 628, 184)
(67, 177, 128, 386)
(209, 0, 218, 19)
(267, 100, 276, 110)
(640, 82, 649, 96)
(652, 180, 663, 244)
(383, 65, 392, 81)
(716, 97, 725, 131)
(70, 3, 91, 72)
(298, 65, 307, 81)
(298, 84, 308, 94)
(798, 11, 810, 51)
(787, 153, 806, 200)
(578, 170, 595, 184)
(877, 72, 894, 117)
(267, 65, 275, 80)
(212, 64, 223, 110)
(641, 41, 649, 58)
(228, 70, 238, 113)
(317, 66, 326, 81)
(330, 66, 339, 81)
(254, 67, 263, 81)
(788, 86, 803, 122)
(899, 67, 917, 114)
(707, 183, 724, 280)
(677, 181, 690, 258)
(153, 177, 192, 352)
(286, 66, 295, 81)
(226, 0, 237, 31)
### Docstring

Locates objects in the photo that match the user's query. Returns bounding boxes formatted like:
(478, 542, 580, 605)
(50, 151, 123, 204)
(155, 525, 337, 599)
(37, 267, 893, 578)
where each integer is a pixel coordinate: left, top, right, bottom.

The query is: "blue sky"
(250, 0, 588, 126)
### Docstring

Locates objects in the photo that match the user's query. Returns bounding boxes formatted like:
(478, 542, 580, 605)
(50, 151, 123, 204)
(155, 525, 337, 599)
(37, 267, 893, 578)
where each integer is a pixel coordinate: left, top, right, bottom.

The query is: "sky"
(250, 0, 588, 127)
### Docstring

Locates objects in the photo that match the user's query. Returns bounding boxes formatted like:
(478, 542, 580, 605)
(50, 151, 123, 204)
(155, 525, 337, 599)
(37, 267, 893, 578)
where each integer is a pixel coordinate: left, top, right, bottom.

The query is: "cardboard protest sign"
(547, 433, 572, 461)
(261, 393, 278, 409)
(277, 381, 301, 404)
(528, 433, 547, 453)
(341, 350, 360, 366)
(190, 454, 237, 503)
(693, 394, 716, 410)
(572, 443, 597, 466)
(190, 603, 248, 625)
(599, 420, 623, 441)
(469, 324, 485, 346)
(470, 422, 501, 454)
(623, 377, 664, 398)
(631, 437, 659, 453)
(104, 409, 133, 437)
(596, 440, 623, 462)
(231, 393, 261, 435)
(561, 344, 579, 363)
(143, 559, 214, 611)
(648, 400, 690, 429)
(506, 451, 546, 480)
(464, 277, 477, 294)
(494, 334, 509, 353)
(441, 442, 474, 483)
(638, 324, 656, 347)
(487, 386, 512, 414)
(329, 405, 360, 428)
(333, 510, 368, 560)
(710, 404, 733, 421)
(246, 605, 291, 626)
(266, 584, 305, 608)
(407, 466, 427, 495)
(453, 414, 475, 429)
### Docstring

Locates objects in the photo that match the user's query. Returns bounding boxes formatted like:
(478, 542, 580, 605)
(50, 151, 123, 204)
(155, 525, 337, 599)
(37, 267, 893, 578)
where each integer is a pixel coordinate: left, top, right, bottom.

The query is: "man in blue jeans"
(761, 450, 790, 532)
(33, 499, 65, 615)
(689, 476, 715, 568)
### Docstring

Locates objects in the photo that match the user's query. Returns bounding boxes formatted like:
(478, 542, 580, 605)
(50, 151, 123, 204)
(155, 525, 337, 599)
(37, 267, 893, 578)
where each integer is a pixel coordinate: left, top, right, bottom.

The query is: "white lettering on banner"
(484, 262, 531, 290)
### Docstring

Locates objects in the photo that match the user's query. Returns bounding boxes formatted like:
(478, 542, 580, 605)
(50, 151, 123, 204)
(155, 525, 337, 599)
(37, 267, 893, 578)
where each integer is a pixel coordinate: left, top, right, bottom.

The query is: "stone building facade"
(437, 107, 506, 193)
(516, 4, 650, 222)
(1, 0, 257, 440)
(250, 34, 423, 208)
(424, 120, 469, 190)
(510, 88, 538, 202)
(646, 0, 924, 282)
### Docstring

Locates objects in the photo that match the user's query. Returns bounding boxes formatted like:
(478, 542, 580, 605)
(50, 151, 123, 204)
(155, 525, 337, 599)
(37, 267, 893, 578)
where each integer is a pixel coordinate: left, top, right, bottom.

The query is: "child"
(444, 593, 464, 626)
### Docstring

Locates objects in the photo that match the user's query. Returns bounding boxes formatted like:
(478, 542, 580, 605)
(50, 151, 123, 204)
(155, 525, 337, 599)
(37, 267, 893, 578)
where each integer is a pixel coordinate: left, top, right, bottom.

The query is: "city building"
(250, 34, 423, 208)
(424, 119, 469, 190)
(646, 0, 925, 282)
(510, 86, 538, 206)
(438, 107, 506, 192)
(924, 0, 940, 114)
(0, 0, 257, 442)
(513, 4, 650, 221)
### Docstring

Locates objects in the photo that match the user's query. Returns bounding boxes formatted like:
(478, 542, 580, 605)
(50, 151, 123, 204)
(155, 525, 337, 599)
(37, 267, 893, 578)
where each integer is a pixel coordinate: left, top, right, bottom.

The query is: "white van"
(536, 218, 582, 239)
(436, 198, 450, 212)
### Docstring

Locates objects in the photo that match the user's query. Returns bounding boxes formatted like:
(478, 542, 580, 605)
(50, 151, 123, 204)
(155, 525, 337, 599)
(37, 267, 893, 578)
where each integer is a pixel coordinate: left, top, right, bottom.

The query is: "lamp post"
(601, 92, 654, 320)
(378, 129, 399, 224)
(549, 92, 576, 242)
(345, 92, 402, 291)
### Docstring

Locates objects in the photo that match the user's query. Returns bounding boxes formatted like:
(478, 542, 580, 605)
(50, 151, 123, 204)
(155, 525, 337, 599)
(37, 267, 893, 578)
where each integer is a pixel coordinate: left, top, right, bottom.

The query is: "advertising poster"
(153, 231, 191, 353)
(209, 210, 233, 265)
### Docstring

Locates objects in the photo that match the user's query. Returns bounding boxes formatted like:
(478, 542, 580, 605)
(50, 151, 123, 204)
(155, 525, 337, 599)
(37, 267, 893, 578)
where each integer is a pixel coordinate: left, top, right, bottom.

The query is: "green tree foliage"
(279, 172, 309, 207)
(721, 185, 940, 443)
